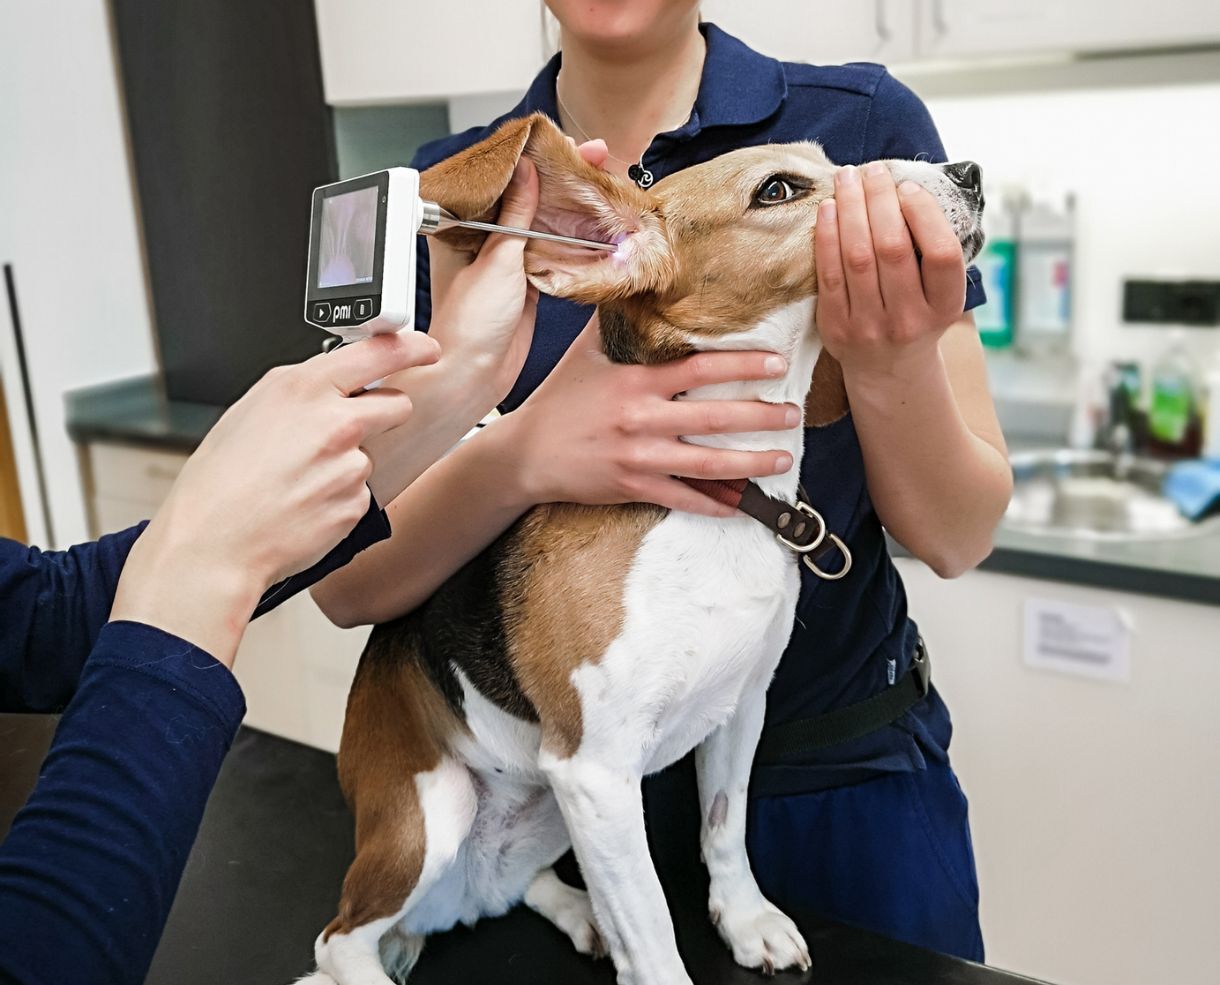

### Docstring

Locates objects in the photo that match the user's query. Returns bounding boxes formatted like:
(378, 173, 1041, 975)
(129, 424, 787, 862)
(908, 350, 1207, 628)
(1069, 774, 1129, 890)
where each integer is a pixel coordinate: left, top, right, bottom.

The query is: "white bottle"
(1203, 350, 1220, 460)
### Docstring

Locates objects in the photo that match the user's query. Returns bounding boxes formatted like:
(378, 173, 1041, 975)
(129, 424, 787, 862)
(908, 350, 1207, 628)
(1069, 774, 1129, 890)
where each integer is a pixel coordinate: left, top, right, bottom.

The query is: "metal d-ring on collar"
(784, 487, 852, 582)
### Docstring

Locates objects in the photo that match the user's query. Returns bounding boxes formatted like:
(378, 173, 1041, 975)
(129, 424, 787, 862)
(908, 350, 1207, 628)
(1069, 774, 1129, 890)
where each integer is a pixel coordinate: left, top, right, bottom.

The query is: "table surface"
(0, 715, 1054, 985)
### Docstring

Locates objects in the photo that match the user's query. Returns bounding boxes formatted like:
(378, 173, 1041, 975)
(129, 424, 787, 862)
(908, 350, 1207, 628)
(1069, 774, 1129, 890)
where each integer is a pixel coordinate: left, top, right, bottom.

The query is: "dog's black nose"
(944, 161, 983, 197)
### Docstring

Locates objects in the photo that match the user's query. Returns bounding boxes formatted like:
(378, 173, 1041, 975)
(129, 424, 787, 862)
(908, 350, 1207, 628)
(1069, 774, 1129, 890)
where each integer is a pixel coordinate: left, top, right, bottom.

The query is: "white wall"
(0, 1, 158, 547)
(898, 560, 1220, 985)
(909, 72, 1220, 376)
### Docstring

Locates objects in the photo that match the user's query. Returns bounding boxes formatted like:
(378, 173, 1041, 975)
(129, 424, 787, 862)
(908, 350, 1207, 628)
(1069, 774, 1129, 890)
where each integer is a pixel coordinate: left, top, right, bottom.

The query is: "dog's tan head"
(421, 112, 984, 362)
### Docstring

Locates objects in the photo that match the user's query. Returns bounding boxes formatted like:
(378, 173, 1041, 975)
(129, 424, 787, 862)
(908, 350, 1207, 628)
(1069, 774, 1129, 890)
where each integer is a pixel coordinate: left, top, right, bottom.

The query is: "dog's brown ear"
(420, 113, 674, 305)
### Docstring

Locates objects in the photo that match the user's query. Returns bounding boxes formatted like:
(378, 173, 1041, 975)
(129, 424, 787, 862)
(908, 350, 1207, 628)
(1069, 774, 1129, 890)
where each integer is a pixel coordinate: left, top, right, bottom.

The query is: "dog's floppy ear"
(420, 113, 673, 305)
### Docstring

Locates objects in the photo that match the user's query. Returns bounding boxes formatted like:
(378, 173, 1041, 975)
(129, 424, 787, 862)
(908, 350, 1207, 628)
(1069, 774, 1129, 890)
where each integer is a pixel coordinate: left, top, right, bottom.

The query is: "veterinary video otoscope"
(305, 167, 615, 342)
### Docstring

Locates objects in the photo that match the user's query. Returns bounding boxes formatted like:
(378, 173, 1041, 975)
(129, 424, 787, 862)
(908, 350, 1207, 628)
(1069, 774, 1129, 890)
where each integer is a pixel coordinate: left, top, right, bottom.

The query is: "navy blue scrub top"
(411, 23, 987, 799)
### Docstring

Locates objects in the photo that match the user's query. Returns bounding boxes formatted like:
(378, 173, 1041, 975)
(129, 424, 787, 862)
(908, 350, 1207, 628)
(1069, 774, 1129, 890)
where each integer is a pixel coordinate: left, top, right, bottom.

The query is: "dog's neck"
(599, 297, 820, 503)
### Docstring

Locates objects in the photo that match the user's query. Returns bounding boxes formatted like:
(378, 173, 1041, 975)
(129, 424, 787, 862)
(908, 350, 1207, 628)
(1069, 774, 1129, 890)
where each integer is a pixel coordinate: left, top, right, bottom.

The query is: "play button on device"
(304, 168, 422, 341)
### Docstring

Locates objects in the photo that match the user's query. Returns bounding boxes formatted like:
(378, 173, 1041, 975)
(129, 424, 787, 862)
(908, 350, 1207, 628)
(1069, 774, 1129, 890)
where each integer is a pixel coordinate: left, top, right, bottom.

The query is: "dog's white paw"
(711, 901, 811, 975)
(526, 871, 607, 959)
(549, 886, 608, 958)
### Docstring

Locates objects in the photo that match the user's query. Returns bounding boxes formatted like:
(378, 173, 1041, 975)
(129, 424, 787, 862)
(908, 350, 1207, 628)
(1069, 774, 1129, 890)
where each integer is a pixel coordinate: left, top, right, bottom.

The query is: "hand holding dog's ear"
(427, 157, 541, 404)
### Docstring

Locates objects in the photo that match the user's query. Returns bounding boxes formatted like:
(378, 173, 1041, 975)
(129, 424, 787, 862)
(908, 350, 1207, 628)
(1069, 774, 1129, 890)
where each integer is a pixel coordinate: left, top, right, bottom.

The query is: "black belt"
(754, 636, 932, 765)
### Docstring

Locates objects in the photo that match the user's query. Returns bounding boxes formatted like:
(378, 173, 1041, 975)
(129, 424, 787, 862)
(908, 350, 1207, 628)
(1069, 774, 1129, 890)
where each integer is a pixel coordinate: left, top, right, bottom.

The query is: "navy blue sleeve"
(862, 70, 986, 314)
(0, 622, 246, 985)
(0, 524, 146, 713)
(0, 497, 390, 713)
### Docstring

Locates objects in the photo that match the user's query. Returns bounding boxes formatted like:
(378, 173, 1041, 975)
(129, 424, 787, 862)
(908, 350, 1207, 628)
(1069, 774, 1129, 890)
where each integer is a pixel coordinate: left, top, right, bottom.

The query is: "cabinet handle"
(875, 0, 893, 50)
(931, 0, 949, 40)
(144, 464, 181, 482)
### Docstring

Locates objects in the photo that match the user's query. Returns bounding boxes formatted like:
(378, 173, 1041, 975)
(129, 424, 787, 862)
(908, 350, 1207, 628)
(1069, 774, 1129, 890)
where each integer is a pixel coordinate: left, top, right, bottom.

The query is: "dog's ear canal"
(419, 112, 674, 305)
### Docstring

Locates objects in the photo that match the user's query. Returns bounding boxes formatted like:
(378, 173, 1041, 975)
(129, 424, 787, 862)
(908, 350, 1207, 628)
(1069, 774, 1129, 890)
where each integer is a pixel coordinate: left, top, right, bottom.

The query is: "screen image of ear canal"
(317, 186, 378, 289)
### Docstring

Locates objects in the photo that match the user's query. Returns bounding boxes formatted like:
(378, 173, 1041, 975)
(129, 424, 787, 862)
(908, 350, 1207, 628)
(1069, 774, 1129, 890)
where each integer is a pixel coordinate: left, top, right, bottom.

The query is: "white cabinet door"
(314, 0, 547, 105)
(702, 0, 916, 65)
(918, 0, 1220, 58)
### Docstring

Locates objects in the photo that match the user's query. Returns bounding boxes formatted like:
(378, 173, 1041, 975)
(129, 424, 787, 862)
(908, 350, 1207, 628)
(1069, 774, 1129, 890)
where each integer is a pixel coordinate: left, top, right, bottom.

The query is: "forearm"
(313, 415, 534, 627)
(364, 353, 501, 508)
(844, 332, 1012, 578)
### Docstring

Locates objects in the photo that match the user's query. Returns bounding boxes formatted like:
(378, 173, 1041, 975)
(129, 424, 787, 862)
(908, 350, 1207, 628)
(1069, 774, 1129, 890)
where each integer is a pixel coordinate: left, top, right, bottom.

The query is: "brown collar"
(679, 477, 852, 581)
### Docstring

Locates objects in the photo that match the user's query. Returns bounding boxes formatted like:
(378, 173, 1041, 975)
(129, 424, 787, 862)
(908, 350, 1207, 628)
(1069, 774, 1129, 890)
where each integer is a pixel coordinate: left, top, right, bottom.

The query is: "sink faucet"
(1098, 363, 1142, 459)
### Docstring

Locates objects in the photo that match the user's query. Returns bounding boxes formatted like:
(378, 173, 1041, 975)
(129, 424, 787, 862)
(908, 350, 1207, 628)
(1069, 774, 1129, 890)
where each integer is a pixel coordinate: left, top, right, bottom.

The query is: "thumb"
(496, 157, 539, 231)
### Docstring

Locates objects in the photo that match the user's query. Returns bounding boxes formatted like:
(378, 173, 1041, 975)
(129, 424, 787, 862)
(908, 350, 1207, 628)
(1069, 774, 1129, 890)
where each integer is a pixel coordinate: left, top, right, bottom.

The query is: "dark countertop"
(64, 374, 222, 452)
(62, 376, 1218, 606)
(0, 715, 1054, 985)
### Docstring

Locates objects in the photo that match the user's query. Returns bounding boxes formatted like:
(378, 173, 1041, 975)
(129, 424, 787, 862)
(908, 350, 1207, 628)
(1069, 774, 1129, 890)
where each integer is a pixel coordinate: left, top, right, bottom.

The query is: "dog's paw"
(527, 873, 608, 960)
(550, 887, 608, 959)
(711, 901, 811, 975)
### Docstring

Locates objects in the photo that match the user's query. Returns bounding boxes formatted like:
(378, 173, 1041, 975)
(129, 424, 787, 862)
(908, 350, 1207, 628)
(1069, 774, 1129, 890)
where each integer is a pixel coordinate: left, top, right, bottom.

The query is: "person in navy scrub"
(0, 177, 545, 985)
(313, 1, 1013, 963)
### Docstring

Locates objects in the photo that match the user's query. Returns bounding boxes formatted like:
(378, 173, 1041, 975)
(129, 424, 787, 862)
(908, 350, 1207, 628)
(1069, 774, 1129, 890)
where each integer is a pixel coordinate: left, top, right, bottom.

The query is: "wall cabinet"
(917, 0, 1220, 60)
(700, 0, 916, 66)
(315, 1, 1220, 107)
(314, 0, 546, 105)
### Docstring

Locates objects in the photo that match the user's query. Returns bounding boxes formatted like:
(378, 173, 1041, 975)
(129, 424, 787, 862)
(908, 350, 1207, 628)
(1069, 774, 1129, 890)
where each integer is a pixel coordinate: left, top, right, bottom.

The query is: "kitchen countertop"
(64, 374, 222, 452)
(0, 715, 1055, 985)
(63, 376, 1218, 606)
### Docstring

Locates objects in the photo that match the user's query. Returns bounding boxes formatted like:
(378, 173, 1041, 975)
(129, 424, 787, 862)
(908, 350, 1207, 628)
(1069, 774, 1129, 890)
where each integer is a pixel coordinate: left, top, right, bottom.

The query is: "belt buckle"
(911, 637, 931, 697)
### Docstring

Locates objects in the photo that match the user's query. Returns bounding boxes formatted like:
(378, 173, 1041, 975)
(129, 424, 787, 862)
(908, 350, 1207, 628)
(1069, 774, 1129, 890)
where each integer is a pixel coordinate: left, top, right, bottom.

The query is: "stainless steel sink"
(1004, 448, 1220, 541)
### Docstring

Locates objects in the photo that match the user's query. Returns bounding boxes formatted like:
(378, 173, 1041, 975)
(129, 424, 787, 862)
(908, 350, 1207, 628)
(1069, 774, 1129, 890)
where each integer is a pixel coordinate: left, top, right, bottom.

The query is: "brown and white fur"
(296, 114, 984, 985)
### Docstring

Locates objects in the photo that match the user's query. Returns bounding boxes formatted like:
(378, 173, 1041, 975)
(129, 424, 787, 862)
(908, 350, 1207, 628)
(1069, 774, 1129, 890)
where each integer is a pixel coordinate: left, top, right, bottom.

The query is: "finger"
(897, 181, 968, 318)
(577, 138, 610, 170)
(345, 386, 415, 439)
(860, 162, 924, 314)
(645, 399, 801, 437)
(477, 157, 539, 263)
(321, 331, 441, 395)
(834, 165, 883, 318)
(632, 476, 739, 519)
(814, 199, 849, 326)
(657, 349, 788, 396)
(637, 440, 793, 482)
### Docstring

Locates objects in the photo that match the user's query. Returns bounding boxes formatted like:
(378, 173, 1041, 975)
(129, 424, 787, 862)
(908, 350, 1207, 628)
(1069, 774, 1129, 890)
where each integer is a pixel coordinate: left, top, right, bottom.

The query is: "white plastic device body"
(304, 167, 422, 342)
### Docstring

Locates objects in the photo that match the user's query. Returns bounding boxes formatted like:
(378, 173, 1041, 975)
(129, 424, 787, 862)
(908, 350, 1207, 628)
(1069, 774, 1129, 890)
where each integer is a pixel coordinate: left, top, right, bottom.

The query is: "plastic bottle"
(1015, 195, 1075, 356)
(1147, 330, 1201, 457)
(974, 198, 1017, 349)
(1203, 350, 1220, 460)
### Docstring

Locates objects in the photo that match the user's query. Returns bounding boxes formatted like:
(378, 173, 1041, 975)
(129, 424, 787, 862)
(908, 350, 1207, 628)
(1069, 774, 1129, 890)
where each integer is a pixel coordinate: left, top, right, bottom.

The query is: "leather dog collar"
(679, 477, 852, 581)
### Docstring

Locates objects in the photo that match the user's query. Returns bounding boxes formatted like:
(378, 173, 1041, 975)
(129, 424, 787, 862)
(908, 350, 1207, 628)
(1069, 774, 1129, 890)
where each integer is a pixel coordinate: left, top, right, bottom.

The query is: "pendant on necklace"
(628, 163, 654, 189)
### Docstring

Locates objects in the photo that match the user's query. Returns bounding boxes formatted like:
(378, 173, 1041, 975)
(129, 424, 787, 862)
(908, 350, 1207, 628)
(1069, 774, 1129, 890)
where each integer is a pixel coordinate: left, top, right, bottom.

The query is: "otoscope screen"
(317, 186, 378, 289)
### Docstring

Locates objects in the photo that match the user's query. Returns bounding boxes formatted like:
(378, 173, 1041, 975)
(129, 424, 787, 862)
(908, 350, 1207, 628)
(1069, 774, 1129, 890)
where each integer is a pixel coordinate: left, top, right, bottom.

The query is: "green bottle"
(975, 203, 1016, 348)
(1148, 330, 1197, 450)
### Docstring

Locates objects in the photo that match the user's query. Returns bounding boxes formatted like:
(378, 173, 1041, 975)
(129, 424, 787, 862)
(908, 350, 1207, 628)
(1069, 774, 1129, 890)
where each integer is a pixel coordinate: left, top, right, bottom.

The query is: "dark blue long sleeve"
(0, 525, 146, 713)
(0, 501, 391, 985)
(0, 622, 246, 985)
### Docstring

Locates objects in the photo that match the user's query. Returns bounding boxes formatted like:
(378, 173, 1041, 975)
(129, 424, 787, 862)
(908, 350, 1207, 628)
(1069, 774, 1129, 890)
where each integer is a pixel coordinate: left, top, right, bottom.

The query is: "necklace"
(555, 79, 692, 190)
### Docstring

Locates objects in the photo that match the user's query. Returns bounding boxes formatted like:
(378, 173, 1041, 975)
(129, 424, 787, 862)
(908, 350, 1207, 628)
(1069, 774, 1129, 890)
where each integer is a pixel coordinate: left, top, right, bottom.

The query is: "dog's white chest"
(571, 510, 799, 772)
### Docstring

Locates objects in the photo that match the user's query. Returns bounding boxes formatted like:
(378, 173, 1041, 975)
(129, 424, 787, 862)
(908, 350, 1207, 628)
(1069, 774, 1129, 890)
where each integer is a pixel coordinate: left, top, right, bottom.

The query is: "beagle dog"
(296, 113, 984, 985)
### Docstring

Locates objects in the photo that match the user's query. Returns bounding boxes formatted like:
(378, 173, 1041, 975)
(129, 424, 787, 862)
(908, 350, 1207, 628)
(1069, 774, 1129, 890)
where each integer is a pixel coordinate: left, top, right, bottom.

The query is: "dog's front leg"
(542, 753, 693, 985)
(695, 684, 812, 974)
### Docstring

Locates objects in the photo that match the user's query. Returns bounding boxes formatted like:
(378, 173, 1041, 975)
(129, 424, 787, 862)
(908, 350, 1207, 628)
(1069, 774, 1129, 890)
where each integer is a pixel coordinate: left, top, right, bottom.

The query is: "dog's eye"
(755, 177, 799, 206)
